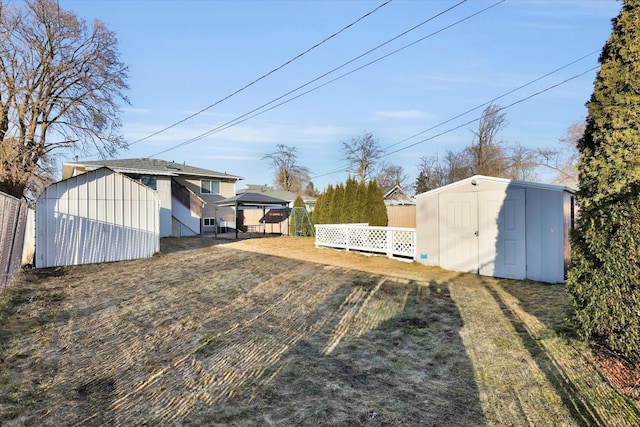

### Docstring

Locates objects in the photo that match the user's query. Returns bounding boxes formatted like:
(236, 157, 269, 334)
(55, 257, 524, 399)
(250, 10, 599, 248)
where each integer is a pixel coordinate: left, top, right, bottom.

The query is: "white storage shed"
(415, 175, 575, 283)
(36, 167, 160, 268)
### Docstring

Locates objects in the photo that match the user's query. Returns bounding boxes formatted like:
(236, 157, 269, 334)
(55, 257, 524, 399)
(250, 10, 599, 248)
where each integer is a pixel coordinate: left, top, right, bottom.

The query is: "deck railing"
(315, 224, 416, 259)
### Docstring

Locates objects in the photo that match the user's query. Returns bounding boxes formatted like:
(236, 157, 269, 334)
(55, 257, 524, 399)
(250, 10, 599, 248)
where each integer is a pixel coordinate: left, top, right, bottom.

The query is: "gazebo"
(214, 192, 290, 239)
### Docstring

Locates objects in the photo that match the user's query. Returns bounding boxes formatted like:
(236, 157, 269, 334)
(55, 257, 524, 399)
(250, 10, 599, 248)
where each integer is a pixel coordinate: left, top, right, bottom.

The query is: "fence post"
(0, 192, 28, 290)
(345, 226, 350, 252)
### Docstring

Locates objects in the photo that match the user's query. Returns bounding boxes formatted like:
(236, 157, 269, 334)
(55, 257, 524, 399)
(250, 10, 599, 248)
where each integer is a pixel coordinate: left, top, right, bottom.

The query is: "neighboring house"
(383, 185, 416, 228)
(383, 185, 414, 206)
(236, 184, 316, 233)
(62, 158, 242, 237)
(36, 168, 160, 268)
(414, 175, 576, 284)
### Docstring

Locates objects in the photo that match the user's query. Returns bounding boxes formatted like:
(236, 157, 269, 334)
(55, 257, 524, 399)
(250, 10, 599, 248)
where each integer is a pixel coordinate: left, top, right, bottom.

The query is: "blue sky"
(58, 0, 621, 193)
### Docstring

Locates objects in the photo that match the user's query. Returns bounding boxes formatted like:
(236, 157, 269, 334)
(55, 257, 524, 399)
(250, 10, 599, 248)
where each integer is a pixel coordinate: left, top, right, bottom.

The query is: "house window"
(130, 174, 157, 190)
(140, 175, 157, 191)
(203, 218, 215, 227)
(201, 179, 220, 194)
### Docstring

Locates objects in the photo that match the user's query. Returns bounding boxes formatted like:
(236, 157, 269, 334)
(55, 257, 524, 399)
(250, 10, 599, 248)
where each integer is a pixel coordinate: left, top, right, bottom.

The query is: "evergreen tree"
(312, 184, 333, 224)
(329, 183, 345, 223)
(354, 179, 368, 223)
(567, 0, 640, 364)
(365, 180, 388, 226)
(340, 177, 358, 223)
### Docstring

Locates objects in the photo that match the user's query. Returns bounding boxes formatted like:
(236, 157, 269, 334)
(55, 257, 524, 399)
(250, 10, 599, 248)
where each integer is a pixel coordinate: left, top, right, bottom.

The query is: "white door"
(439, 192, 479, 273)
(478, 189, 526, 280)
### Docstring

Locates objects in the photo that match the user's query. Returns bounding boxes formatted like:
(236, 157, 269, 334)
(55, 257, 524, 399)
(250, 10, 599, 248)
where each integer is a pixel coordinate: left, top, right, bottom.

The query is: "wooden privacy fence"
(386, 204, 416, 228)
(315, 224, 416, 259)
(0, 192, 29, 290)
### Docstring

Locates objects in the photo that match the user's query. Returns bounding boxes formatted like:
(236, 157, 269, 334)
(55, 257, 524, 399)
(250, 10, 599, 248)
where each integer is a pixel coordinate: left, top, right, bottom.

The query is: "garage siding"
(36, 168, 160, 268)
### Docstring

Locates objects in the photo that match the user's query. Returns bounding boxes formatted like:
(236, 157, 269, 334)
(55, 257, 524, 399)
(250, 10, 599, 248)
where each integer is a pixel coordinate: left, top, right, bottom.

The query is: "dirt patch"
(595, 351, 640, 400)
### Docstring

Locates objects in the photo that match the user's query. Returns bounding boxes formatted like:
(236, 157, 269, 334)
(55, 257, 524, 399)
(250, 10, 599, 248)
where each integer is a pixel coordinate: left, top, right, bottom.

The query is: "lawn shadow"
(483, 281, 616, 426)
(160, 234, 289, 254)
(497, 279, 578, 338)
(234, 279, 486, 426)
(159, 236, 233, 254)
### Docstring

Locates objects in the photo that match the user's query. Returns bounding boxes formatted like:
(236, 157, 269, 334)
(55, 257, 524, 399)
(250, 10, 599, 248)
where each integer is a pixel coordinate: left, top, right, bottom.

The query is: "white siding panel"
(156, 177, 173, 237)
(171, 195, 201, 236)
(36, 168, 160, 268)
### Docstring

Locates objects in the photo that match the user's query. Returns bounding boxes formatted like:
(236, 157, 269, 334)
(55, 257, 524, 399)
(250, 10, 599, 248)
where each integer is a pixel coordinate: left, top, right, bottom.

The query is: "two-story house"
(62, 158, 242, 237)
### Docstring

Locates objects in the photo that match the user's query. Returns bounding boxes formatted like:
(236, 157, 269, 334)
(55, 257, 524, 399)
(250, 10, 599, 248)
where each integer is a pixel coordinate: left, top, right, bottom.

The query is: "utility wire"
(146, 0, 500, 159)
(310, 65, 600, 180)
(381, 49, 601, 152)
(126, 0, 393, 147)
(382, 66, 599, 157)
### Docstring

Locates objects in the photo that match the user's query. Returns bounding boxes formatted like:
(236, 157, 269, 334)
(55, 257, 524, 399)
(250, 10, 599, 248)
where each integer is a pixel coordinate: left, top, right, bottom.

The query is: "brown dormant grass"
(1, 236, 639, 426)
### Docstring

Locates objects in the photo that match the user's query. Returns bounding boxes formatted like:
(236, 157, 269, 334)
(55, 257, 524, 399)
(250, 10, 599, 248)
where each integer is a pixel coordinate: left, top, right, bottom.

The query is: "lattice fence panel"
(315, 225, 416, 259)
(392, 229, 416, 257)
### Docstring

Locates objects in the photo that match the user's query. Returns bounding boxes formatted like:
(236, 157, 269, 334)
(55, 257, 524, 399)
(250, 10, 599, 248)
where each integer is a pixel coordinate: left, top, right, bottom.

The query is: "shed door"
(438, 189, 526, 279)
(478, 189, 526, 280)
(439, 192, 479, 273)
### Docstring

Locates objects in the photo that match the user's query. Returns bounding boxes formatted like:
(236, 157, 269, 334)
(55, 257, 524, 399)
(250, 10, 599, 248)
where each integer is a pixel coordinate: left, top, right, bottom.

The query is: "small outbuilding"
(36, 167, 160, 268)
(415, 175, 575, 283)
(214, 193, 290, 238)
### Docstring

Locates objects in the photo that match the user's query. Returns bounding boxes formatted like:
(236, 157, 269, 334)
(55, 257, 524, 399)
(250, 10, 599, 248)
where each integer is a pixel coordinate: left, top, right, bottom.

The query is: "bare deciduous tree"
(413, 150, 474, 194)
(414, 105, 543, 192)
(538, 120, 583, 188)
(375, 161, 408, 193)
(0, 0, 130, 199)
(340, 132, 383, 184)
(504, 143, 539, 182)
(468, 103, 508, 176)
(414, 154, 447, 194)
(262, 144, 311, 193)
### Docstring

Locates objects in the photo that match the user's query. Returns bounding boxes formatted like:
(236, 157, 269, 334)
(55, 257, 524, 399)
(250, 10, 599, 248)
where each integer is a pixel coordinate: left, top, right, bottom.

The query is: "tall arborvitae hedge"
(312, 184, 333, 225)
(567, 0, 640, 364)
(312, 178, 387, 226)
(366, 179, 388, 226)
(329, 183, 345, 223)
(340, 177, 359, 223)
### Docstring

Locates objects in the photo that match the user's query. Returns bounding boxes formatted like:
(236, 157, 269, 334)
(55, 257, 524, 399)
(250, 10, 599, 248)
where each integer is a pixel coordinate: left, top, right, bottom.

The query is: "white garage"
(36, 167, 160, 268)
(415, 175, 575, 283)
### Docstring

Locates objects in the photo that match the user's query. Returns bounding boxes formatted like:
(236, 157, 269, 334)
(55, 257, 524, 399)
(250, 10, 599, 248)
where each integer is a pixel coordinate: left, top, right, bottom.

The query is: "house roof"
(414, 175, 576, 199)
(62, 158, 243, 181)
(383, 185, 414, 205)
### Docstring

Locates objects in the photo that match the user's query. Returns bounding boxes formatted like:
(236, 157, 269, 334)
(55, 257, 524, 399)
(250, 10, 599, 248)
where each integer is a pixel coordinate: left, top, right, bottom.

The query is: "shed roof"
(414, 175, 576, 199)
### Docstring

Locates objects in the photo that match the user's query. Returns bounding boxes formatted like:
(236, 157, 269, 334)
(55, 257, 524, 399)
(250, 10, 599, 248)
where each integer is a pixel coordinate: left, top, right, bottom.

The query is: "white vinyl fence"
(315, 224, 416, 259)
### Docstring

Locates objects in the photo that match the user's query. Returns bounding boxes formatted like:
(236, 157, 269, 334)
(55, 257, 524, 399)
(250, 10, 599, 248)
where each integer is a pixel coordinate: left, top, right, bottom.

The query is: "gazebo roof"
(214, 192, 289, 207)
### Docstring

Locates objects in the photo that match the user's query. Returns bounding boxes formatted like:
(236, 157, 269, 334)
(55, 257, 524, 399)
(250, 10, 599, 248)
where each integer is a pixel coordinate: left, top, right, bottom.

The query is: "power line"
(145, 0, 500, 159)
(310, 65, 600, 181)
(381, 49, 601, 152)
(126, 0, 393, 147)
(381, 66, 599, 158)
